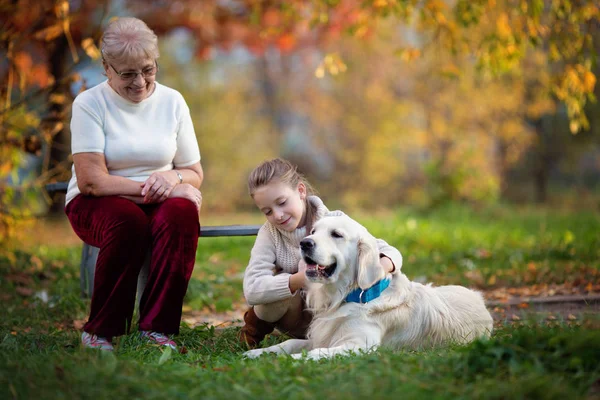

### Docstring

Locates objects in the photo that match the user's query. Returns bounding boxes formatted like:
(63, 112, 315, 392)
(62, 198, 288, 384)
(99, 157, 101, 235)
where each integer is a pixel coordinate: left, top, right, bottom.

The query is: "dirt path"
(181, 293, 600, 330)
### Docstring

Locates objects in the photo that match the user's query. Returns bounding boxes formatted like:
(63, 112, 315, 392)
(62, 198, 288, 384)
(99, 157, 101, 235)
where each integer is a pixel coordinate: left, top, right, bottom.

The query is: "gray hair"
(101, 17, 159, 64)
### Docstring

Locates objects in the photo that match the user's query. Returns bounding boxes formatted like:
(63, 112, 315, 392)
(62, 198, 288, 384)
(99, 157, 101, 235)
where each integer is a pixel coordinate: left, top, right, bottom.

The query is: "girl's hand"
(380, 255, 395, 274)
(141, 170, 179, 203)
(289, 259, 307, 294)
(297, 259, 307, 275)
(168, 183, 202, 211)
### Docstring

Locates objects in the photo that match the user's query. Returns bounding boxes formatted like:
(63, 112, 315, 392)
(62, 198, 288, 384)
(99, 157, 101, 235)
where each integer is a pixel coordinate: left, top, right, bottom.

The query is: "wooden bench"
(46, 182, 260, 297)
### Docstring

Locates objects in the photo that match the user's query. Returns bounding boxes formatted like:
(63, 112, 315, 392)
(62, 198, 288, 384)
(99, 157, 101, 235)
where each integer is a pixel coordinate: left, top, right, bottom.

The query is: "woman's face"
(104, 57, 157, 103)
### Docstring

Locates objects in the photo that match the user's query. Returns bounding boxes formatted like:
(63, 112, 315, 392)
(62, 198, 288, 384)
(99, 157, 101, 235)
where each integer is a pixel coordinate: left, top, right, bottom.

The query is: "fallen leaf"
(6, 273, 34, 286)
(567, 314, 577, 320)
(585, 282, 593, 292)
(158, 346, 172, 365)
(16, 287, 34, 297)
(73, 319, 86, 330)
(30, 255, 43, 270)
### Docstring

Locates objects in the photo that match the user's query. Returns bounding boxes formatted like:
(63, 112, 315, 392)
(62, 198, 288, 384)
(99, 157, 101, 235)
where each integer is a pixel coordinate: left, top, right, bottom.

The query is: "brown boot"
(238, 307, 276, 348)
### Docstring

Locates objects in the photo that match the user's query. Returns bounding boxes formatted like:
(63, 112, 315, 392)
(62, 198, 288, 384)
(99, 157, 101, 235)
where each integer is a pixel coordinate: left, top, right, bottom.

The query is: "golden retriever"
(244, 214, 493, 360)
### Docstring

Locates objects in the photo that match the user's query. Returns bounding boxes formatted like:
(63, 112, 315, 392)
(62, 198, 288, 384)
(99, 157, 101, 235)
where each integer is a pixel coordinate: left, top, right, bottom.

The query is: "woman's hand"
(168, 183, 202, 211)
(140, 170, 179, 203)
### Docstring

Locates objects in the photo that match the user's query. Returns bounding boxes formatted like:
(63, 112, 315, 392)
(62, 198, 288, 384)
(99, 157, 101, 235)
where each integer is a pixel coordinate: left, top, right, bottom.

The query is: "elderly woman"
(65, 17, 203, 351)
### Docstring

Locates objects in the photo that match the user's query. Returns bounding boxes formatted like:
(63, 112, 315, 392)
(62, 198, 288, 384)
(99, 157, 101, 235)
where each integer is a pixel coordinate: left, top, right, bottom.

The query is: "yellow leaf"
(487, 275, 497, 285)
(496, 13, 512, 38)
(569, 120, 580, 134)
(54, 0, 69, 19)
(583, 70, 596, 92)
(49, 122, 64, 136)
(33, 24, 63, 41)
(49, 94, 67, 104)
(563, 230, 575, 245)
(315, 65, 325, 78)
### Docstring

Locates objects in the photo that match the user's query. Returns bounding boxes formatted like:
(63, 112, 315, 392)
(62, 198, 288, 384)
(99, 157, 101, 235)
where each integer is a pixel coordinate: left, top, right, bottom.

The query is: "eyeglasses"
(107, 61, 158, 81)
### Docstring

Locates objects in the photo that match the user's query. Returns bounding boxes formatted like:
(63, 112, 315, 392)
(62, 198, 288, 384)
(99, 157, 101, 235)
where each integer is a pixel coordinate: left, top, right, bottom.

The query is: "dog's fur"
(244, 215, 493, 360)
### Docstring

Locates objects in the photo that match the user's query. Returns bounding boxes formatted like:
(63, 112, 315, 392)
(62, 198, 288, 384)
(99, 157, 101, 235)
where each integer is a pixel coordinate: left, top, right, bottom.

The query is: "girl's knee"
(254, 298, 292, 323)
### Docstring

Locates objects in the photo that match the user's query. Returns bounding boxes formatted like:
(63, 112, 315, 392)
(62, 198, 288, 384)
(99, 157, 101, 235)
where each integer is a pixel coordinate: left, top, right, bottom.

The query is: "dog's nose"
(300, 238, 315, 251)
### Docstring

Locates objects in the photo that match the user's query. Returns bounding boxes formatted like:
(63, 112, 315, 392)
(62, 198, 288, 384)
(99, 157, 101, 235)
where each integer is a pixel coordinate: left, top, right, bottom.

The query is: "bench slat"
(45, 182, 69, 192)
(201, 225, 260, 236)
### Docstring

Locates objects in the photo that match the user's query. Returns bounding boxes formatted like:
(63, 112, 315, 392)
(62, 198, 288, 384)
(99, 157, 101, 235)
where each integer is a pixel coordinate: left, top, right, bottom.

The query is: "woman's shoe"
(140, 330, 177, 350)
(81, 332, 114, 351)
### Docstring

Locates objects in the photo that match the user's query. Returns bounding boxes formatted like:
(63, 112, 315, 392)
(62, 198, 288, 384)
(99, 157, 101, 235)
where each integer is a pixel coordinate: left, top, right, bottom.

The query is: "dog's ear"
(357, 236, 385, 290)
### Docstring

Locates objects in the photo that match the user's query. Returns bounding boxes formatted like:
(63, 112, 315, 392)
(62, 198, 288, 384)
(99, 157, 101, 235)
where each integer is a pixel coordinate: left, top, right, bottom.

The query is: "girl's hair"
(248, 158, 318, 233)
(101, 17, 159, 65)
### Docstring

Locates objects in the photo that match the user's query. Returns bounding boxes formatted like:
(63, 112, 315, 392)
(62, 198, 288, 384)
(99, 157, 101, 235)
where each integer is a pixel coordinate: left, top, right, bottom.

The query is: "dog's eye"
(331, 231, 343, 239)
(310, 228, 315, 235)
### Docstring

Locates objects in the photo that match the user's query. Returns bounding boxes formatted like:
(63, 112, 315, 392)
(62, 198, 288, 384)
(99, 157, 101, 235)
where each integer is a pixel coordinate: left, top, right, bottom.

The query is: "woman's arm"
(178, 162, 203, 189)
(74, 152, 143, 197)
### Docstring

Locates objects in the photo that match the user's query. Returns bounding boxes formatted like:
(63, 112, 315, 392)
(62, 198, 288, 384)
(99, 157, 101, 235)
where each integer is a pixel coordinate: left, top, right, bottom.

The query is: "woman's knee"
(68, 195, 150, 244)
(152, 198, 199, 233)
(109, 205, 150, 239)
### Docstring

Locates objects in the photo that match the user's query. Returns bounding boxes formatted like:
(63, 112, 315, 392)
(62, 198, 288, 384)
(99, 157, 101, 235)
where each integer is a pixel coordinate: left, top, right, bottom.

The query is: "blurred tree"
(131, 0, 599, 205)
(132, 0, 598, 133)
(0, 0, 109, 244)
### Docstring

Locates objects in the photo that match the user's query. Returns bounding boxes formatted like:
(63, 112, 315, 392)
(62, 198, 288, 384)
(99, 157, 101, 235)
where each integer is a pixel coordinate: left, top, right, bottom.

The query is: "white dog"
(244, 214, 493, 360)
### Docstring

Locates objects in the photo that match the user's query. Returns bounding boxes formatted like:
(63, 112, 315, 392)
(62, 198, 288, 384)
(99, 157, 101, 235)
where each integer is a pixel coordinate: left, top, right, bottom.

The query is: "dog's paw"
(243, 349, 265, 359)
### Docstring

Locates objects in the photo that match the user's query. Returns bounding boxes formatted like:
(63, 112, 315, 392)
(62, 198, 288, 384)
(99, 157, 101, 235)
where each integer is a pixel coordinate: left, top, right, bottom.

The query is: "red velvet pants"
(65, 195, 200, 338)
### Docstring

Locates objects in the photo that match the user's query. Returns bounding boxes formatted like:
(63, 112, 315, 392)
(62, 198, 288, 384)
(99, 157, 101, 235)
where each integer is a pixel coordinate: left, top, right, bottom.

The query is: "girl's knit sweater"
(243, 196, 403, 306)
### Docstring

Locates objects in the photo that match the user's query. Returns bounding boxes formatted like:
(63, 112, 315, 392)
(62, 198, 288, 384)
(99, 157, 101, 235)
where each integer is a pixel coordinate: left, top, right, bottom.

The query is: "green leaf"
(158, 346, 172, 365)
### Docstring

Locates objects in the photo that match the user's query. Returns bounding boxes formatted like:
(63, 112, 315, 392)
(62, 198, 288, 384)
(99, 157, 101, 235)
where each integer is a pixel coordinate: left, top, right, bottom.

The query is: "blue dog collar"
(345, 278, 390, 304)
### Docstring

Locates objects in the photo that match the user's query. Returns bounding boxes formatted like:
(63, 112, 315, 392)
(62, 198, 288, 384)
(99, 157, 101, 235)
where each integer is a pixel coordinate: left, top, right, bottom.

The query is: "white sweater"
(65, 80, 201, 205)
(243, 196, 403, 305)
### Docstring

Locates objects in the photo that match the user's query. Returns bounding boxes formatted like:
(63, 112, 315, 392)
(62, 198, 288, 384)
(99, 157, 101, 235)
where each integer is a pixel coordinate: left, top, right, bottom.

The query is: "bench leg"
(80, 244, 98, 298)
(80, 243, 150, 307)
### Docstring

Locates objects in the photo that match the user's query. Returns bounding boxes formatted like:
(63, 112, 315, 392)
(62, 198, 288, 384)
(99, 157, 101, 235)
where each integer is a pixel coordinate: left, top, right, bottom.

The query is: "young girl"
(239, 158, 403, 347)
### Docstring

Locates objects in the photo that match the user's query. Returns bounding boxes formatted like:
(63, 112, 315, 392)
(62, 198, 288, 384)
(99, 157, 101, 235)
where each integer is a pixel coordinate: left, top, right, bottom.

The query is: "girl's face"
(253, 180, 307, 232)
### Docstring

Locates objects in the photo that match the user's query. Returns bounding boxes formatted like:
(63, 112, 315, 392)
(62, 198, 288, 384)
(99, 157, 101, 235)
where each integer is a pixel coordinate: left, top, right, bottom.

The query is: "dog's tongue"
(305, 263, 319, 271)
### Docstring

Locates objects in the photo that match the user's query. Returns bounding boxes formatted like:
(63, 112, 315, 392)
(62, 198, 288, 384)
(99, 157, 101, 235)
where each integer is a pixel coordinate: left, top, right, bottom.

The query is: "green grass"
(1, 203, 599, 399)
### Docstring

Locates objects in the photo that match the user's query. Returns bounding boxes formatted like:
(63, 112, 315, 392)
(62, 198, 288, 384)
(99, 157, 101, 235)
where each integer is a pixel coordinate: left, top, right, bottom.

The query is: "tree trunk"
(45, 36, 73, 213)
(531, 118, 548, 204)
